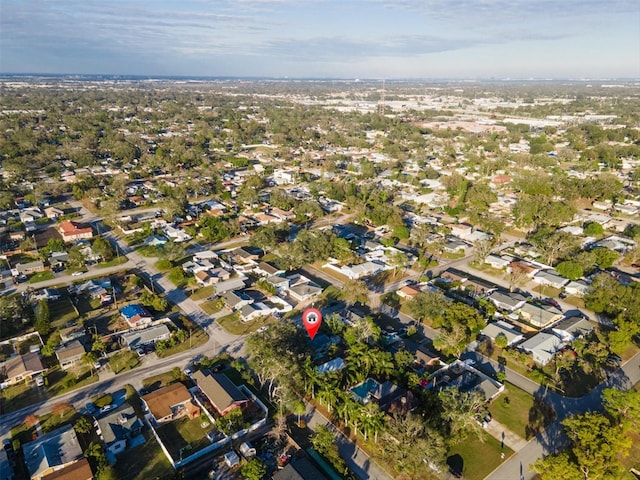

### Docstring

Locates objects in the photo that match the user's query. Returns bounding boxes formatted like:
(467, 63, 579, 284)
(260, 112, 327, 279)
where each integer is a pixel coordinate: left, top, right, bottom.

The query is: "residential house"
(266, 275, 290, 294)
(59, 325, 87, 344)
(449, 223, 473, 239)
(564, 280, 589, 297)
(15, 261, 46, 276)
(396, 285, 421, 300)
(533, 270, 569, 289)
(481, 321, 525, 347)
(488, 291, 527, 312)
(517, 303, 563, 328)
(23, 425, 84, 480)
(551, 316, 594, 343)
(120, 304, 153, 328)
(58, 221, 93, 243)
(55, 341, 87, 370)
(270, 207, 295, 222)
(1, 352, 46, 387)
(273, 455, 329, 480)
(443, 236, 469, 253)
(340, 260, 384, 280)
(317, 357, 346, 375)
(49, 251, 69, 265)
(485, 254, 512, 270)
(240, 303, 273, 322)
(120, 324, 171, 350)
(141, 383, 199, 425)
(41, 458, 93, 480)
(254, 262, 284, 277)
(520, 332, 563, 365)
(288, 282, 323, 302)
(192, 371, 249, 417)
(44, 206, 64, 220)
(95, 403, 143, 457)
(214, 277, 247, 295)
(223, 290, 254, 310)
(194, 267, 230, 286)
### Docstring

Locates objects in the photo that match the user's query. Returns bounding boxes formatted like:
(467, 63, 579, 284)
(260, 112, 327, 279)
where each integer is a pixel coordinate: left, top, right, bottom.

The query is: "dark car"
(212, 363, 225, 373)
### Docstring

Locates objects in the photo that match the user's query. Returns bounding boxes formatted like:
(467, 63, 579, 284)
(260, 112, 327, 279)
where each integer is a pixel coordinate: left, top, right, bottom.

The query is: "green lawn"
(156, 317, 209, 358)
(142, 369, 184, 391)
(28, 271, 55, 283)
(109, 350, 140, 373)
(155, 416, 210, 460)
(200, 298, 225, 315)
(190, 285, 215, 301)
(49, 297, 79, 329)
(97, 256, 128, 268)
(115, 434, 173, 480)
(447, 432, 514, 480)
(563, 296, 586, 309)
(217, 312, 273, 335)
(489, 383, 554, 439)
(46, 366, 99, 396)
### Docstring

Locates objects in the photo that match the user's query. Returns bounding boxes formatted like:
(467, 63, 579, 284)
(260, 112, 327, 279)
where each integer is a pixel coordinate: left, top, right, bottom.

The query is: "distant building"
(120, 324, 170, 349)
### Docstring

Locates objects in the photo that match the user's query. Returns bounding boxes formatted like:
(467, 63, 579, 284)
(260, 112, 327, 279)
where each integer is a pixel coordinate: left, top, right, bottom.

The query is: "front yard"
(217, 312, 274, 335)
(115, 433, 172, 480)
(28, 271, 55, 283)
(446, 432, 514, 480)
(488, 383, 555, 439)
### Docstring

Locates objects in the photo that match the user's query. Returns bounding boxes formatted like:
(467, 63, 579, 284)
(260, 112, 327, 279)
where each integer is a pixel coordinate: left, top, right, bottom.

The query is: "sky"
(1, 0, 639, 79)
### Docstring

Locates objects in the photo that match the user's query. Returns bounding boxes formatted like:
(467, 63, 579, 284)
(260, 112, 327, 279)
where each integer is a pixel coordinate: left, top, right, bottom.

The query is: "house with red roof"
(58, 221, 93, 243)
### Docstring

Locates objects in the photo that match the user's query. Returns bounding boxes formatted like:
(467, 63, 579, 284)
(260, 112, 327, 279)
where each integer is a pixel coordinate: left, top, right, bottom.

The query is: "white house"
(481, 321, 525, 347)
(520, 333, 563, 365)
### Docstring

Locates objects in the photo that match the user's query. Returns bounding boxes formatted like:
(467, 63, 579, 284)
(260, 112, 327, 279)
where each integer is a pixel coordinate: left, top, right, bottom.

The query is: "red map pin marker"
(302, 308, 322, 340)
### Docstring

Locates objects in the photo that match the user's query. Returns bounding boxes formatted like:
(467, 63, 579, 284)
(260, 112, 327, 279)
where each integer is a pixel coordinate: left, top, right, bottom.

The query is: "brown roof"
(399, 285, 421, 297)
(3, 352, 44, 379)
(192, 371, 248, 414)
(58, 220, 92, 235)
(55, 340, 86, 362)
(141, 383, 191, 419)
(43, 458, 93, 480)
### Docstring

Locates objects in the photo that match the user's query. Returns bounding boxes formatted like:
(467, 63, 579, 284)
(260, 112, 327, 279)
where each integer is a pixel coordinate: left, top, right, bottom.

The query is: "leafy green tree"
(562, 412, 631, 479)
(34, 299, 51, 335)
(533, 452, 583, 480)
(583, 222, 604, 236)
(438, 387, 486, 442)
(92, 237, 114, 261)
(74, 416, 92, 434)
(494, 333, 508, 349)
(407, 290, 446, 323)
(592, 248, 619, 269)
(311, 425, 349, 476)
(603, 388, 640, 432)
(241, 458, 266, 480)
(341, 279, 369, 306)
(556, 261, 584, 280)
(67, 245, 85, 268)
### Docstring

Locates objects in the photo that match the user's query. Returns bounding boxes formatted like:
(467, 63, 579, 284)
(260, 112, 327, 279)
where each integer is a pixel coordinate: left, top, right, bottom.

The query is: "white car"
(71, 271, 83, 277)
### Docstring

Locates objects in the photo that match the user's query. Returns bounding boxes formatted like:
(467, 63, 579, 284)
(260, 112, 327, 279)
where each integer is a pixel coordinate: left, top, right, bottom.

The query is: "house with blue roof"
(120, 304, 152, 328)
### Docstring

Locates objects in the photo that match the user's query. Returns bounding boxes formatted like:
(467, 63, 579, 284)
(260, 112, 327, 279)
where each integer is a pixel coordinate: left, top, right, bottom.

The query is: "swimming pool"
(350, 378, 379, 403)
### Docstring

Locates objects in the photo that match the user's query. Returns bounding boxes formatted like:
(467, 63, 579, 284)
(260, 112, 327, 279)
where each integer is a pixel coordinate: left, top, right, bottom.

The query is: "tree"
(92, 237, 115, 261)
(592, 248, 619, 269)
(67, 245, 85, 268)
(556, 261, 584, 281)
(311, 425, 349, 476)
(241, 458, 266, 480)
(474, 239, 495, 263)
(382, 413, 446, 477)
(433, 323, 469, 358)
(438, 387, 486, 442)
(342, 279, 369, 306)
(602, 388, 640, 431)
(494, 333, 508, 349)
(34, 299, 51, 335)
(407, 290, 446, 323)
(508, 263, 529, 292)
(561, 412, 631, 479)
(74, 416, 92, 434)
(583, 222, 604, 236)
(533, 452, 583, 480)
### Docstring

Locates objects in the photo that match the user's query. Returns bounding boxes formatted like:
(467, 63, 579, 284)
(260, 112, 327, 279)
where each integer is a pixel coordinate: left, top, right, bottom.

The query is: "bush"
(94, 394, 113, 408)
(155, 259, 173, 272)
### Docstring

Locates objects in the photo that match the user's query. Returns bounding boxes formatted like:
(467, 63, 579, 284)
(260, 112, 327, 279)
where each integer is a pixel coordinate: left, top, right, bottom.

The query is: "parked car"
(99, 404, 114, 414)
(71, 271, 83, 277)
(136, 348, 145, 357)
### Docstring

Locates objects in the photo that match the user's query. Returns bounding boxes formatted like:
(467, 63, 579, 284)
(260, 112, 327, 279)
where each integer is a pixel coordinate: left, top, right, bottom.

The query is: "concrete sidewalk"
(484, 418, 529, 452)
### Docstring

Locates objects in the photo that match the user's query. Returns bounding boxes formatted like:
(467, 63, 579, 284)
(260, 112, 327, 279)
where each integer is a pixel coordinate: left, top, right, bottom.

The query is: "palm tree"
(317, 383, 338, 413)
